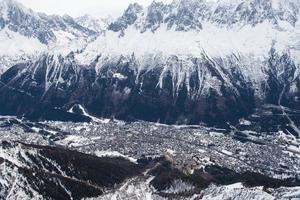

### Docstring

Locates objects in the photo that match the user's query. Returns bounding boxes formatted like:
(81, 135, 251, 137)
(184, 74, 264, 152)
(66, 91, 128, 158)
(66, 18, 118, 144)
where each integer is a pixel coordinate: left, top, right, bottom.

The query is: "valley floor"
(0, 103, 300, 199)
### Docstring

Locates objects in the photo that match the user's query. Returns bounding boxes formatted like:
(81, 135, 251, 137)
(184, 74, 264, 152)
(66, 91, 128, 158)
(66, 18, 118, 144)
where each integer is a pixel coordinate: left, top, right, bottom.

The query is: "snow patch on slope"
(48, 30, 96, 56)
(0, 27, 46, 56)
(0, 27, 46, 74)
(76, 21, 297, 65)
(95, 150, 137, 163)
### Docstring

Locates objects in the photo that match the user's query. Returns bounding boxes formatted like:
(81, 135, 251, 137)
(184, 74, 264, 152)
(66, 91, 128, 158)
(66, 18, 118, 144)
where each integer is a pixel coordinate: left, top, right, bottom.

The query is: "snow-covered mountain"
(0, 27, 46, 74)
(1, 0, 300, 199)
(0, 0, 95, 44)
(0, 0, 299, 126)
(109, 0, 300, 32)
(0, 0, 99, 74)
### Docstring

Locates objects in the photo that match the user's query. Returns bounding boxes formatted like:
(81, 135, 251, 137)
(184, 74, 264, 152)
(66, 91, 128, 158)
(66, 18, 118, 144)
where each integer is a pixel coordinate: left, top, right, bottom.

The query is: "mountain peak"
(108, 3, 144, 32)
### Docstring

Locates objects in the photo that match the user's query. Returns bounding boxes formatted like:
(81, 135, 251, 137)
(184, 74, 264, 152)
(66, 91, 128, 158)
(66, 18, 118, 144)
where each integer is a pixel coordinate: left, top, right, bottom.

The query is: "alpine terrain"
(0, 0, 300, 199)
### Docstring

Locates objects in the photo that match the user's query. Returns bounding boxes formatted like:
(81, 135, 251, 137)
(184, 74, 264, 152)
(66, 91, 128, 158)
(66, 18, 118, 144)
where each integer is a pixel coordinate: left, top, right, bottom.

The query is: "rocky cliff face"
(0, 48, 298, 125)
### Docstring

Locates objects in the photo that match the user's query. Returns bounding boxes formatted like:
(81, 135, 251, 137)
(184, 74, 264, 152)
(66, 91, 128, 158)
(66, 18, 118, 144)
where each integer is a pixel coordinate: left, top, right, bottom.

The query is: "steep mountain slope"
(0, 52, 255, 124)
(0, 0, 299, 127)
(0, 141, 143, 199)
